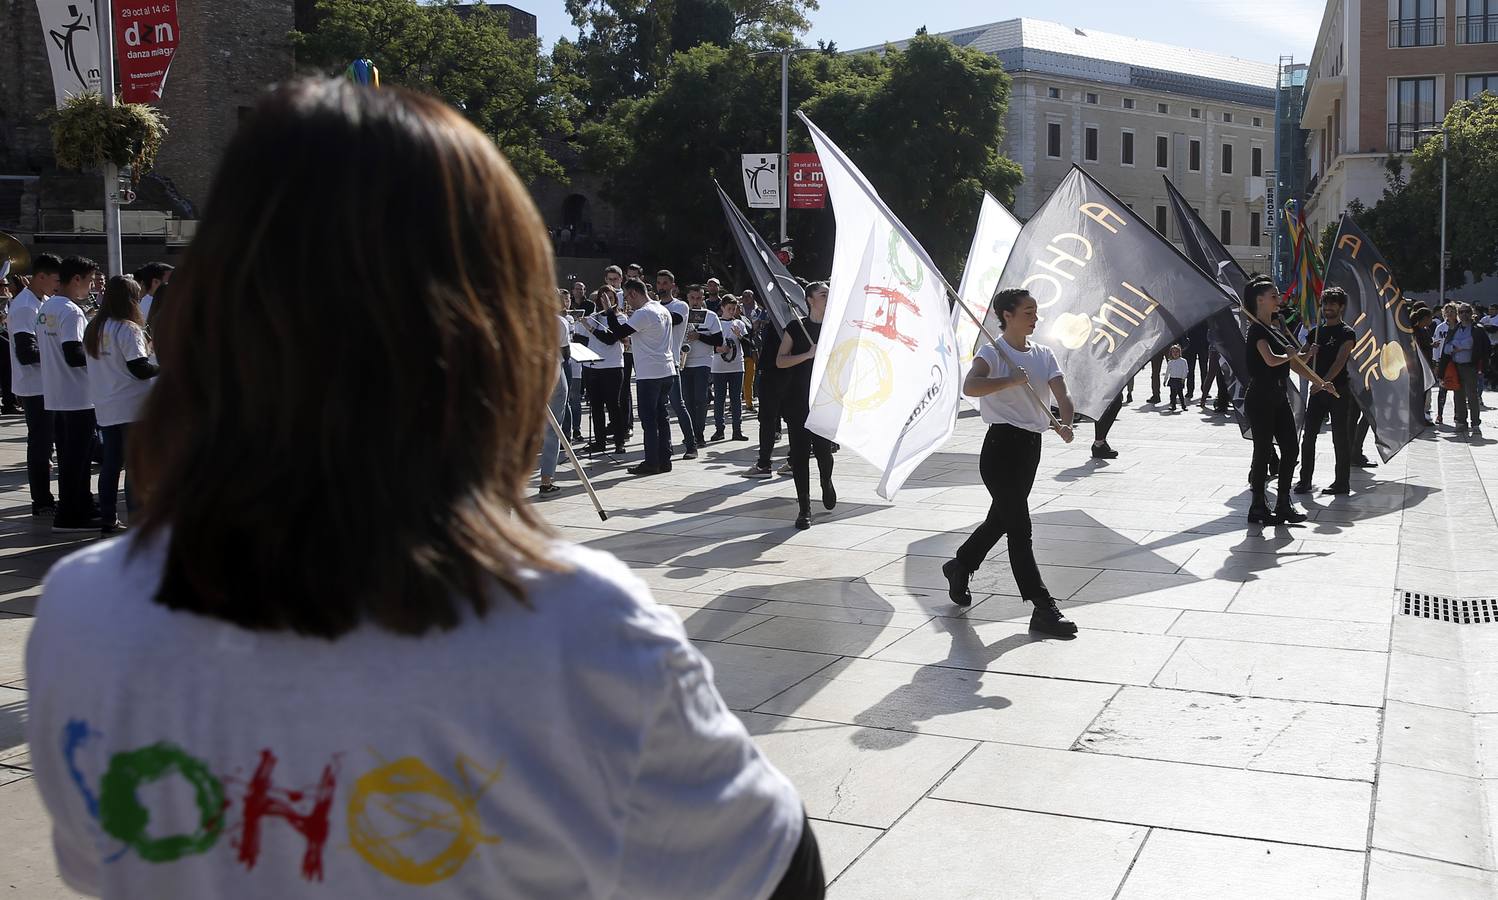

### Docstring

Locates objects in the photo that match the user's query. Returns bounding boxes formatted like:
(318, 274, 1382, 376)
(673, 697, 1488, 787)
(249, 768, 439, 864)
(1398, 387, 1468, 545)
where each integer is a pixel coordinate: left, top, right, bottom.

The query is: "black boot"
(1028, 597, 1078, 636)
(795, 501, 811, 530)
(821, 475, 837, 510)
(1247, 492, 1276, 525)
(1275, 501, 1308, 524)
(942, 559, 972, 607)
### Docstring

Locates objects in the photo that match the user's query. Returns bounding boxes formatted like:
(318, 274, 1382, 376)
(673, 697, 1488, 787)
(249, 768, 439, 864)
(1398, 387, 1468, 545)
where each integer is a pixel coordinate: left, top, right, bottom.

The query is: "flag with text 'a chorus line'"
(1323, 215, 1431, 462)
(989, 166, 1236, 420)
(954, 192, 1022, 411)
(714, 180, 808, 332)
(798, 112, 960, 499)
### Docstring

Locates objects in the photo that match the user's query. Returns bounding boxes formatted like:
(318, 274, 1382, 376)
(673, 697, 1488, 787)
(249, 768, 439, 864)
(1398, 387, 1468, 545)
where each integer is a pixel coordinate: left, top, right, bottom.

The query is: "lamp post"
(1418, 125, 1449, 305)
(753, 48, 818, 246)
(97, 0, 122, 276)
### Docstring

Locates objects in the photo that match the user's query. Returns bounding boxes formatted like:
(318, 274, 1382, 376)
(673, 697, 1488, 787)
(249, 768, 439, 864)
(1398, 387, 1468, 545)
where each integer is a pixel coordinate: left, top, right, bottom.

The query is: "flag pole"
(545, 405, 608, 521)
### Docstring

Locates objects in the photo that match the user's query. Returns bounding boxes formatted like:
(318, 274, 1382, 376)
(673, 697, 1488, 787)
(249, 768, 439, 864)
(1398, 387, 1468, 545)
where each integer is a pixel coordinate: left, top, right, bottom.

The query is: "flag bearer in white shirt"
(84, 276, 159, 533)
(38, 255, 99, 531)
(9, 252, 59, 515)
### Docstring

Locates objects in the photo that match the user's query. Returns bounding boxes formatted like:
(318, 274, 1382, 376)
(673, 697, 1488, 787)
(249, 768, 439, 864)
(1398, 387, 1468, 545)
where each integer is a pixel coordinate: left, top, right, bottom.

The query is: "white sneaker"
(743, 464, 773, 479)
(777, 461, 793, 475)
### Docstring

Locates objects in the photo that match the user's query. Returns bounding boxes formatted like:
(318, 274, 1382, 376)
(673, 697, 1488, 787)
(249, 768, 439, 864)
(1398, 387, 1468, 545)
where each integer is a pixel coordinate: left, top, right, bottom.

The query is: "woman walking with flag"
(776, 282, 836, 531)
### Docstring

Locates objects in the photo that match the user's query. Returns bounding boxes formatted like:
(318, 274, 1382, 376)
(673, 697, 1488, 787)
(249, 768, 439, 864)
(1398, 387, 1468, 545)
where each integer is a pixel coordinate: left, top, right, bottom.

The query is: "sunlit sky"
(522, 0, 1324, 67)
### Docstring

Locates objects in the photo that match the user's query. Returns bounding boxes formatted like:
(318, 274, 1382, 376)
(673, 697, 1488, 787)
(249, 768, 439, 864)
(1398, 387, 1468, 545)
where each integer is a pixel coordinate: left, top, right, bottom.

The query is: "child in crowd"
(1164, 344, 1188, 412)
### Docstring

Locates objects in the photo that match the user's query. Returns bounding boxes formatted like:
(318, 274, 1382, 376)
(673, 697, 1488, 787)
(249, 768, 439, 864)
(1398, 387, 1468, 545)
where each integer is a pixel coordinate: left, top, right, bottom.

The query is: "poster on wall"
(115, 0, 180, 104)
(36, 0, 103, 108)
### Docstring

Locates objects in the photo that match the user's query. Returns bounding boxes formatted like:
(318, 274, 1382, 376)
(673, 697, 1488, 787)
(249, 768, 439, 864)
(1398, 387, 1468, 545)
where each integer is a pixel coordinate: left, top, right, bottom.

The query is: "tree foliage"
(585, 35, 1021, 279)
(1350, 92, 1498, 291)
(293, 0, 579, 182)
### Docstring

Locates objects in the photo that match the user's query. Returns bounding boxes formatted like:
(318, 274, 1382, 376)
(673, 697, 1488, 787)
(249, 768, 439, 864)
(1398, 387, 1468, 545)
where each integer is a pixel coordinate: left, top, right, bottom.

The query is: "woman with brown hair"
(26, 80, 820, 899)
(83, 274, 158, 533)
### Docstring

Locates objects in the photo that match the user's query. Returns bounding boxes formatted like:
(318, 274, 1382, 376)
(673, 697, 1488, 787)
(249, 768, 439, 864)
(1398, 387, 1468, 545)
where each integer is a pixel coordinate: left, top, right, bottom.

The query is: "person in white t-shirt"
(710, 295, 750, 441)
(9, 252, 60, 515)
(679, 284, 723, 447)
(38, 255, 100, 532)
(607, 278, 680, 475)
(656, 270, 697, 458)
(941, 288, 1080, 637)
(26, 79, 821, 900)
(83, 275, 159, 533)
(578, 285, 628, 454)
(1163, 344, 1189, 411)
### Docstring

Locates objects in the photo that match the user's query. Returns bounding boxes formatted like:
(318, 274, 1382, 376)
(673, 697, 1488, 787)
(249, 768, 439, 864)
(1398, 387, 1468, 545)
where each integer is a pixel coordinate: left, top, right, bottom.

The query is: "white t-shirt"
(666, 298, 689, 366)
(970, 340, 1062, 433)
(38, 294, 91, 411)
(1164, 357, 1189, 380)
(27, 534, 804, 900)
(682, 308, 723, 369)
(139, 293, 155, 321)
(86, 319, 154, 426)
(710, 319, 748, 375)
(580, 314, 624, 370)
(8, 287, 45, 397)
(626, 301, 677, 380)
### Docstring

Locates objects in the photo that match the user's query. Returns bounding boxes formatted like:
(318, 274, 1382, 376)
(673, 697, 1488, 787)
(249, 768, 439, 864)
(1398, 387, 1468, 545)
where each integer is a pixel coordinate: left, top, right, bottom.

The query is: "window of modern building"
(1251, 211, 1262, 246)
(1190, 108, 1202, 118)
(1123, 97, 1136, 109)
(1085, 126, 1099, 162)
(1393, 77, 1438, 150)
(1048, 87, 1061, 99)
(1189, 138, 1202, 172)
(1466, 73, 1498, 99)
(1220, 209, 1232, 245)
(1047, 121, 1063, 158)
(1157, 102, 1169, 114)
(1392, 0, 1442, 47)
(1086, 92, 1099, 104)
(1222, 143, 1234, 174)
(1251, 146, 1263, 177)
(1156, 135, 1169, 168)
(1252, 116, 1264, 127)
(1121, 130, 1135, 166)
(1460, 0, 1498, 44)
(1155, 205, 1169, 234)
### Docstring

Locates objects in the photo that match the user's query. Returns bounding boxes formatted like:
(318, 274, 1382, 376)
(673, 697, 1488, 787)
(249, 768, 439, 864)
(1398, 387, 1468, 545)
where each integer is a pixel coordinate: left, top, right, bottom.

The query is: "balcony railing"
(1389, 17, 1445, 47)
(1388, 122, 1442, 153)
(1457, 14, 1498, 43)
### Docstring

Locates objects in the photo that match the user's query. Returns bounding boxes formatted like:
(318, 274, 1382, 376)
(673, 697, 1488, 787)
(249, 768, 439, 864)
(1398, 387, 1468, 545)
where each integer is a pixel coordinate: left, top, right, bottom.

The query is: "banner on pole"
(741, 154, 781, 209)
(114, 0, 180, 104)
(1323, 215, 1431, 462)
(714, 180, 808, 332)
(788, 153, 826, 209)
(954, 192, 1021, 410)
(799, 113, 960, 499)
(36, 0, 103, 109)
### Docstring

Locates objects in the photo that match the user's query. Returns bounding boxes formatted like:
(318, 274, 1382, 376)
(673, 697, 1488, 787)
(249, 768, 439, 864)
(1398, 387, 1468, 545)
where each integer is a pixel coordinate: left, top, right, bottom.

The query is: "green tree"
(293, 0, 579, 182)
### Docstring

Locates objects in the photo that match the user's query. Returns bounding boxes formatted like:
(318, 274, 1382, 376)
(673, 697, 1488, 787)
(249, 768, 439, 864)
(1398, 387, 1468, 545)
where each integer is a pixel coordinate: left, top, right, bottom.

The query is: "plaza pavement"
(2, 395, 1497, 897)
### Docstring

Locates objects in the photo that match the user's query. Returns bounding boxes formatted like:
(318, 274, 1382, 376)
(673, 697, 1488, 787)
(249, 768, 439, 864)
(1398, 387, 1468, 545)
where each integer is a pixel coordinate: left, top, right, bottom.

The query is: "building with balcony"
(1300, 0, 1498, 237)
(861, 18, 1280, 272)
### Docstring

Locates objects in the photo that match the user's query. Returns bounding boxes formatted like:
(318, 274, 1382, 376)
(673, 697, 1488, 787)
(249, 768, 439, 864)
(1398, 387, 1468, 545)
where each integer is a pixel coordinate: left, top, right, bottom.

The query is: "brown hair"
(131, 79, 561, 639)
(83, 275, 144, 358)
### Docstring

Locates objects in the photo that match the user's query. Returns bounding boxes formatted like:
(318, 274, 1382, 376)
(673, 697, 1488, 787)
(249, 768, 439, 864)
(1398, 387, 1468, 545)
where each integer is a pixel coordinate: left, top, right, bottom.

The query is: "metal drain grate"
(1401, 591, 1498, 624)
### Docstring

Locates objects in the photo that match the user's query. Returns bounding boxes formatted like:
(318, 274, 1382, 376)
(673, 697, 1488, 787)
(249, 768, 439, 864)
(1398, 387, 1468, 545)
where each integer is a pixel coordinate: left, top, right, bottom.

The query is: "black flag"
(1163, 177, 1303, 437)
(714, 180, 808, 331)
(1323, 215, 1431, 462)
(990, 166, 1235, 419)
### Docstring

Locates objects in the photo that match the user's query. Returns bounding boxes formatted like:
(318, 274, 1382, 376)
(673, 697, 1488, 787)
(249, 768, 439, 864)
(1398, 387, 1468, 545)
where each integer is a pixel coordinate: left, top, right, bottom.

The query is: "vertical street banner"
(714, 180, 808, 331)
(788, 153, 826, 209)
(954, 192, 1021, 410)
(1323, 215, 1431, 462)
(798, 112, 960, 499)
(36, 0, 103, 108)
(741, 154, 781, 209)
(990, 166, 1235, 420)
(115, 0, 181, 104)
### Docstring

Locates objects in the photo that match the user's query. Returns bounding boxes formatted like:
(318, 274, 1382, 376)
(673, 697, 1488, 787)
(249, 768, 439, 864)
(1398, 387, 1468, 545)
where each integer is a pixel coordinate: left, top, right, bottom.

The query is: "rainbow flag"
(1281, 199, 1323, 331)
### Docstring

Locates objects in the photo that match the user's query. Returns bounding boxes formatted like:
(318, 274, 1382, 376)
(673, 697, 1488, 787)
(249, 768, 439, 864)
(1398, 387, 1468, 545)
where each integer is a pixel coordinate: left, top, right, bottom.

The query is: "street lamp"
(753, 48, 819, 246)
(1417, 126, 1449, 305)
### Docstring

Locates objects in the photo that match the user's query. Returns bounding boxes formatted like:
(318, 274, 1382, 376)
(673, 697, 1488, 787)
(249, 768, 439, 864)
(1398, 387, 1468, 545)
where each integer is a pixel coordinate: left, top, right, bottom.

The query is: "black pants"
(1246, 381, 1297, 505)
(0, 335, 14, 409)
(785, 408, 833, 507)
(1204, 352, 1229, 405)
(54, 408, 97, 521)
(757, 375, 787, 469)
(1149, 353, 1165, 399)
(955, 424, 1049, 600)
(1184, 350, 1208, 397)
(583, 366, 625, 449)
(621, 352, 635, 424)
(21, 394, 55, 511)
(99, 422, 132, 521)
(1095, 392, 1124, 442)
(1300, 389, 1350, 488)
(1168, 377, 1185, 408)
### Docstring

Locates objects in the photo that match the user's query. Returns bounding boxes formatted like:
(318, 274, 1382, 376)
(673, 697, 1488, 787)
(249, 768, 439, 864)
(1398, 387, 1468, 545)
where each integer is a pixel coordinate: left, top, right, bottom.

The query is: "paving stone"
(1380, 700, 1486, 779)
(1167, 610, 1390, 652)
(806, 819, 881, 882)
(739, 600, 934, 631)
(1069, 570, 1239, 611)
(724, 618, 912, 658)
(1116, 829, 1365, 900)
(665, 606, 773, 641)
(933, 743, 1373, 851)
(1371, 764, 1493, 869)
(1228, 581, 1395, 623)
(0, 615, 31, 685)
(0, 684, 27, 769)
(962, 593, 1181, 634)
(862, 554, 1101, 599)
(1365, 850, 1498, 900)
(1153, 638, 1388, 707)
(0, 778, 88, 897)
(694, 642, 837, 711)
(1076, 686, 1380, 781)
(829, 799, 1144, 899)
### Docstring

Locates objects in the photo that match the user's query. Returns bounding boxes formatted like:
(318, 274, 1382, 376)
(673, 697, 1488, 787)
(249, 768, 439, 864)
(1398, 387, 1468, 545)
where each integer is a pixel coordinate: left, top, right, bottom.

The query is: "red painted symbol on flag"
(853, 286, 923, 351)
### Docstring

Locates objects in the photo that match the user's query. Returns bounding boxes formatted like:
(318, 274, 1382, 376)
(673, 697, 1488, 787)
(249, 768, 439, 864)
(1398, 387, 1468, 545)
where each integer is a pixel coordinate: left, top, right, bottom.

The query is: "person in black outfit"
(1243, 276, 1336, 525)
(1091, 392, 1124, 459)
(775, 283, 835, 530)
(1294, 287, 1356, 496)
(746, 314, 787, 479)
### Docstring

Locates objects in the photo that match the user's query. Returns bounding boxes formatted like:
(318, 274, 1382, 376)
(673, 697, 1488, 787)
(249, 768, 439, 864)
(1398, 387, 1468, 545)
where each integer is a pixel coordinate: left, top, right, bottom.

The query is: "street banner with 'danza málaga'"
(1323, 215, 1432, 462)
(798, 112, 960, 499)
(954, 192, 1022, 411)
(989, 166, 1236, 420)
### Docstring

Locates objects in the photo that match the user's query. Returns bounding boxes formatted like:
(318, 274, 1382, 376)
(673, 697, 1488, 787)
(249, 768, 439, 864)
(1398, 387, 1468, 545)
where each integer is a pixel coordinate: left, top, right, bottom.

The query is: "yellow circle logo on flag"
(1049, 312, 1093, 350)
(1380, 342, 1406, 381)
(824, 338, 895, 415)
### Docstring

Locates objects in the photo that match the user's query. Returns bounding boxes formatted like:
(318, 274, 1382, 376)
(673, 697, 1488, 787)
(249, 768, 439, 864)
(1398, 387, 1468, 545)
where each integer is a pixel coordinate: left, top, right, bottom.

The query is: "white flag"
(954, 192, 1022, 410)
(797, 113, 960, 499)
(740, 154, 781, 209)
(36, 0, 103, 109)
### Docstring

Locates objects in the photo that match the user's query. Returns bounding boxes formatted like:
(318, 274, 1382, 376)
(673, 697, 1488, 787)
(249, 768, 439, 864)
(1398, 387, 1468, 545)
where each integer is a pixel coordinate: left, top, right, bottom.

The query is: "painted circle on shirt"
(98, 743, 226, 862)
(346, 756, 498, 885)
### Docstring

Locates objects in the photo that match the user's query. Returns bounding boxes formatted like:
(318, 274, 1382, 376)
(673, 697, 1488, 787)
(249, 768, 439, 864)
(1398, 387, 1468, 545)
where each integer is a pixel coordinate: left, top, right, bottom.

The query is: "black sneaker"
(1321, 483, 1350, 495)
(732, 432, 749, 441)
(1147, 395, 1161, 404)
(682, 450, 698, 460)
(1292, 482, 1312, 494)
(821, 477, 837, 510)
(52, 516, 103, 533)
(1028, 597, 1078, 636)
(1091, 442, 1118, 459)
(941, 559, 972, 607)
(100, 519, 126, 535)
(1354, 456, 1377, 468)
(31, 504, 56, 517)
(627, 464, 661, 477)
(743, 464, 773, 479)
(709, 430, 725, 442)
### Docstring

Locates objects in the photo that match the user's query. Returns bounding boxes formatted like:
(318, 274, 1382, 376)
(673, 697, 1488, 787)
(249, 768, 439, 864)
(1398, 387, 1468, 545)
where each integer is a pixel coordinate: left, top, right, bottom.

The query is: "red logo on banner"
(114, 1, 180, 105)
(789, 153, 825, 210)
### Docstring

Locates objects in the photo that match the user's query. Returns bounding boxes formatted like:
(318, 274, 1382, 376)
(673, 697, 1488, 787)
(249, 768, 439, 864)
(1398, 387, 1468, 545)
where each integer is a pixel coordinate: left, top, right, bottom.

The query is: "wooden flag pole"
(546, 405, 608, 521)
